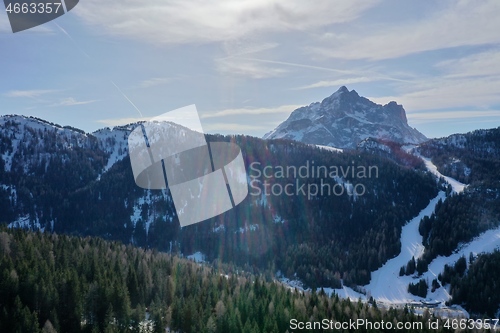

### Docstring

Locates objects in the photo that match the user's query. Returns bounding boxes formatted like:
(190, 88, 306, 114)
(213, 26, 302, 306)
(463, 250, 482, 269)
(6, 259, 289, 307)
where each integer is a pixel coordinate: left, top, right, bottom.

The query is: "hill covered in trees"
(0, 228, 454, 333)
(0, 116, 439, 289)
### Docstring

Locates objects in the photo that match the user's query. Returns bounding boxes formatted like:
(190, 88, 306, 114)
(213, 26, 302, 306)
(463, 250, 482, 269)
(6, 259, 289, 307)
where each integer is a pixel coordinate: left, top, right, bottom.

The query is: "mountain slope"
(264, 86, 427, 148)
(0, 114, 439, 289)
(0, 228, 443, 333)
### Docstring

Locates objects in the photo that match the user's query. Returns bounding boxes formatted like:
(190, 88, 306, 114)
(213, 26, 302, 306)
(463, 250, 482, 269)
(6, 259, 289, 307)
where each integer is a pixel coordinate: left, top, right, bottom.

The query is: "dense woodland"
(413, 128, 500, 317)
(418, 187, 500, 264)
(407, 279, 428, 298)
(437, 251, 500, 318)
(0, 228, 460, 333)
(417, 127, 500, 263)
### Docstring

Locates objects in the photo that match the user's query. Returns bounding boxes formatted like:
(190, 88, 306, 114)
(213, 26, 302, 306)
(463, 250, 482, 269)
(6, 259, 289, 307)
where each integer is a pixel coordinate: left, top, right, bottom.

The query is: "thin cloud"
(216, 57, 288, 79)
(201, 105, 300, 118)
(408, 110, 500, 124)
(75, 0, 379, 45)
(203, 123, 270, 133)
(238, 57, 357, 75)
(140, 77, 174, 88)
(369, 75, 500, 111)
(50, 97, 98, 107)
(96, 117, 152, 127)
(222, 41, 279, 59)
(313, 0, 500, 60)
(4, 89, 58, 98)
(296, 77, 379, 90)
(436, 49, 500, 78)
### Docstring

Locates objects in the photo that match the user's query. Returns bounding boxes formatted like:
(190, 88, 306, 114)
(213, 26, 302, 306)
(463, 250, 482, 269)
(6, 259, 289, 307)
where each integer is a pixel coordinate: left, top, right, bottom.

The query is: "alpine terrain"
(1, 99, 500, 331)
(264, 86, 427, 149)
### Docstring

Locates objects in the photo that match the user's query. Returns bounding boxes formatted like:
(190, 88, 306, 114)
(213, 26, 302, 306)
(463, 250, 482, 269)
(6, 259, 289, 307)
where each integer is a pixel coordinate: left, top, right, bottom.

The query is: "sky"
(1, 0, 500, 139)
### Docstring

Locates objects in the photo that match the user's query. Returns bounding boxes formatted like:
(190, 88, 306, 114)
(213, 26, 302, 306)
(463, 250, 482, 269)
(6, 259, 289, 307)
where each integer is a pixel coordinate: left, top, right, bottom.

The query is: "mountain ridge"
(2, 113, 500, 317)
(264, 86, 427, 148)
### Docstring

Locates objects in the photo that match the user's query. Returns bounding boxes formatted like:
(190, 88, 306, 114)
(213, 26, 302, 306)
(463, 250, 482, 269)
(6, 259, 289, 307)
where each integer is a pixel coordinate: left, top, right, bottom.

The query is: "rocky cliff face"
(264, 86, 427, 149)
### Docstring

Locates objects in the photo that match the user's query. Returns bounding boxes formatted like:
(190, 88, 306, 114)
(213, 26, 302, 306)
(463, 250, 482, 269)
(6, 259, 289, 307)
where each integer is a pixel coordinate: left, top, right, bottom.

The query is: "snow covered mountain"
(264, 86, 427, 149)
(0, 115, 130, 176)
(0, 114, 439, 285)
(2, 113, 500, 316)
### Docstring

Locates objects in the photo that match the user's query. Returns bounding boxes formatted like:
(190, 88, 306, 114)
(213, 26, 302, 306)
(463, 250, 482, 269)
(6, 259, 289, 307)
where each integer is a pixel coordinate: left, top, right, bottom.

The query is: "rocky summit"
(264, 86, 427, 149)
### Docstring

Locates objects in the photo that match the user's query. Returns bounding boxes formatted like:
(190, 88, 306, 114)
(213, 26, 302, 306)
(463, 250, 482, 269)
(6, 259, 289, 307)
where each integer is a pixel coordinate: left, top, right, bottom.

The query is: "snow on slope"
(0, 115, 89, 173)
(420, 156, 466, 194)
(92, 127, 130, 173)
(280, 156, 499, 318)
(264, 87, 427, 149)
(351, 157, 471, 306)
(364, 192, 446, 304)
(187, 252, 206, 263)
(424, 226, 500, 303)
(314, 144, 344, 153)
(279, 194, 446, 302)
(8, 215, 45, 232)
(336, 157, 499, 313)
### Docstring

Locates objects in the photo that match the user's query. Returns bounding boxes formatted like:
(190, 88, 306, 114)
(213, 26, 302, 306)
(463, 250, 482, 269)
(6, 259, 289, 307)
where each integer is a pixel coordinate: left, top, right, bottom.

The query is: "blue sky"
(1, 0, 500, 139)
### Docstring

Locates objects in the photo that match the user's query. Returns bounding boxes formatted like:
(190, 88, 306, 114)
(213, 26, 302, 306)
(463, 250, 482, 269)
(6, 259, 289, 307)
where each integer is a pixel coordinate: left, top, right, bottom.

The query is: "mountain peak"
(263, 88, 427, 148)
(329, 86, 358, 98)
(338, 85, 349, 93)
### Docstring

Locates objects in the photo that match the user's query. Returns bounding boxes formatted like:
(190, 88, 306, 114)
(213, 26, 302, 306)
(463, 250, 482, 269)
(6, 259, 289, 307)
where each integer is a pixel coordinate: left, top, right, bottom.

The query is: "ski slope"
(358, 157, 499, 311)
(280, 155, 500, 317)
(419, 156, 466, 193)
(364, 192, 446, 304)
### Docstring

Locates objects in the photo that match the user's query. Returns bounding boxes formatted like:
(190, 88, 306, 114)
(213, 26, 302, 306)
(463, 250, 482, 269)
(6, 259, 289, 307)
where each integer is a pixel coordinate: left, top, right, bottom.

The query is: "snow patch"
(187, 251, 206, 263)
(213, 224, 225, 233)
(314, 144, 344, 153)
(235, 224, 259, 234)
(8, 215, 45, 232)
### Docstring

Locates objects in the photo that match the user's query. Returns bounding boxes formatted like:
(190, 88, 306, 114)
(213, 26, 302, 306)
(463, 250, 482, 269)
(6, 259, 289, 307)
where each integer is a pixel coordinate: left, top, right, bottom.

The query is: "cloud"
(370, 50, 500, 110)
(313, 0, 500, 60)
(222, 41, 279, 58)
(140, 77, 174, 88)
(408, 110, 500, 124)
(216, 57, 288, 79)
(436, 49, 500, 78)
(75, 0, 378, 45)
(365, 47, 500, 113)
(4, 89, 58, 98)
(235, 57, 357, 75)
(202, 123, 270, 133)
(201, 104, 300, 118)
(50, 97, 98, 107)
(369, 72, 500, 112)
(296, 77, 380, 90)
(96, 117, 152, 127)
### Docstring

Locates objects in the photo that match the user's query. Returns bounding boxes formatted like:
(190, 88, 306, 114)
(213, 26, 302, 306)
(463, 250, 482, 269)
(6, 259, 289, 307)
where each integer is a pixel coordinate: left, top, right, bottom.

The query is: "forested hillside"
(0, 116, 439, 288)
(415, 127, 500, 280)
(394, 128, 500, 318)
(418, 127, 500, 185)
(0, 228, 452, 333)
(438, 251, 500, 317)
